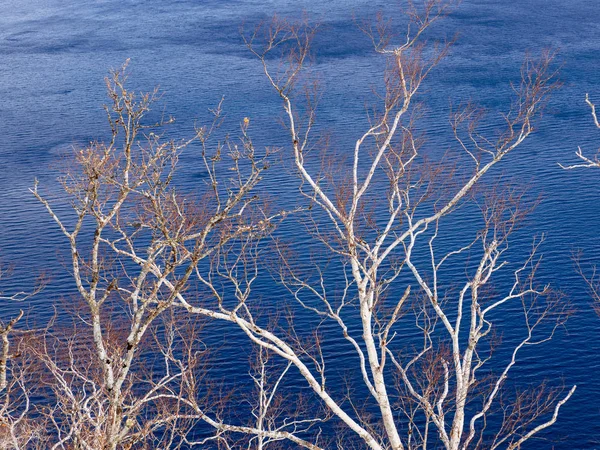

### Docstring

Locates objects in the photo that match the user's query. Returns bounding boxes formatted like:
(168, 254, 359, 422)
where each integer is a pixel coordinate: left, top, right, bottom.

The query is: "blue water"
(1, 0, 600, 447)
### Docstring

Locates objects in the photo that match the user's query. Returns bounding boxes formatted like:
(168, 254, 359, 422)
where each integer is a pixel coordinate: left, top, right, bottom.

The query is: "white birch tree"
(10, 2, 578, 448)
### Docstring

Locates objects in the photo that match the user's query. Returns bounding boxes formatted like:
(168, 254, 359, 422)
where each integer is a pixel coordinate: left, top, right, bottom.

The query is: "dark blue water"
(1, 0, 600, 447)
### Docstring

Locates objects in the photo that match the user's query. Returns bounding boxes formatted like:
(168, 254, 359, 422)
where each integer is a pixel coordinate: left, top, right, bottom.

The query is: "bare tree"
(14, 2, 577, 449)
(561, 94, 600, 320)
(0, 268, 46, 449)
(560, 93, 600, 170)
(28, 61, 300, 449)
(228, 3, 574, 449)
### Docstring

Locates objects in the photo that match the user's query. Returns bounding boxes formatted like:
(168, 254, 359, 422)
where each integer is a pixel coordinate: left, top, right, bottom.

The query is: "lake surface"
(1, 0, 600, 447)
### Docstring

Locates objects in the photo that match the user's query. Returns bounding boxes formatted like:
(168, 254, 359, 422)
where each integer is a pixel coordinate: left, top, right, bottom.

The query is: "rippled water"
(1, 0, 600, 447)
